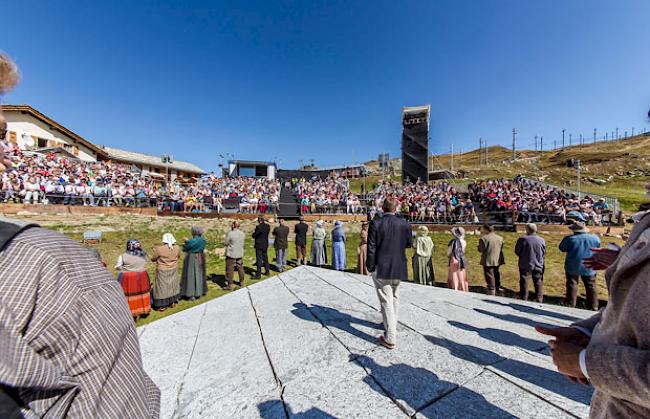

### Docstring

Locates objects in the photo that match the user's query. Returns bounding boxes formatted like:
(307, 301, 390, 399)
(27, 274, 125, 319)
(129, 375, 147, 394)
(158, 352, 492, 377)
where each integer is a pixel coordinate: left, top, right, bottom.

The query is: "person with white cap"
(151, 232, 181, 310)
(559, 221, 601, 310)
(515, 223, 546, 302)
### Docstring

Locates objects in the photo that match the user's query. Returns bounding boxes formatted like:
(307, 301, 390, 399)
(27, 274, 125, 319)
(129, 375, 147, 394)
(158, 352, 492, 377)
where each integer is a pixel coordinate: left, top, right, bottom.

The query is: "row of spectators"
(0, 144, 614, 224)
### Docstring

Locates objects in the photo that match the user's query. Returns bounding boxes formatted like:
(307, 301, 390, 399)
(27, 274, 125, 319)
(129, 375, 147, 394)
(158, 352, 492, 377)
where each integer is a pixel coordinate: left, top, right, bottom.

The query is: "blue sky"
(2, 0, 649, 172)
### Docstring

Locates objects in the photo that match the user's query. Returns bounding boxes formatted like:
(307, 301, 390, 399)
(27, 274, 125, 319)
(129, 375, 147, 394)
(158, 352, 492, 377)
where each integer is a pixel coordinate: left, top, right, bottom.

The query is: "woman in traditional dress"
(447, 226, 469, 291)
(151, 233, 181, 311)
(357, 221, 369, 275)
(115, 239, 152, 319)
(331, 220, 346, 271)
(413, 226, 435, 286)
(310, 220, 326, 267)
(181, 226, 207, 300)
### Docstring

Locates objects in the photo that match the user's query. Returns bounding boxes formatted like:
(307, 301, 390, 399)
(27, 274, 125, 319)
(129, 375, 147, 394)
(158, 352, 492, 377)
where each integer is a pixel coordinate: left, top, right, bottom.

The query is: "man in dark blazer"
(294, 216, 309, 265)
(252, 216, 270, 278)
(272, 218, 290, 272)
(366, 198, 412, 349)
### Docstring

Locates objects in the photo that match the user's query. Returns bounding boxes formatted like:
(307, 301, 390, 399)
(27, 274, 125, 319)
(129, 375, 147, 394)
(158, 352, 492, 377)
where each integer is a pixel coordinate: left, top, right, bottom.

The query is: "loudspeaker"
(401, 105, 430, 184)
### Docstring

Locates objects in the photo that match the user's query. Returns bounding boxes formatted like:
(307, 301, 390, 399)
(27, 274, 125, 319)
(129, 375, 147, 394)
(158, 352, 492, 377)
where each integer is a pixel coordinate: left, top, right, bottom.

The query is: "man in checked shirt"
(0, 52, 160, 418)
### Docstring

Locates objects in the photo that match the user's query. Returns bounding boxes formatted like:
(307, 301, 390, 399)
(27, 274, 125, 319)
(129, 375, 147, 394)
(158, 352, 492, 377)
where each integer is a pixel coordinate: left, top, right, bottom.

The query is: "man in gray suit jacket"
(538, 208, 650, 418)
(225, 220, 245, 290)
(515, 223, 546, 302)
(477, 224, 505, 295)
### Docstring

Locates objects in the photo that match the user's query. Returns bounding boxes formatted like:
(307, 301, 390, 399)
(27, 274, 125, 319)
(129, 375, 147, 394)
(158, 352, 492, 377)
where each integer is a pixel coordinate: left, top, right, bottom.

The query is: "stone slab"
(417, 370, 573, 419)
(140, 266, 595, 419)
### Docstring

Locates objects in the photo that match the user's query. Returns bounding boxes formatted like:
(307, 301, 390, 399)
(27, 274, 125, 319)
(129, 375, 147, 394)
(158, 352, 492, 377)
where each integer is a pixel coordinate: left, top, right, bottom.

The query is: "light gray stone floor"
(139, 266, 594, 419)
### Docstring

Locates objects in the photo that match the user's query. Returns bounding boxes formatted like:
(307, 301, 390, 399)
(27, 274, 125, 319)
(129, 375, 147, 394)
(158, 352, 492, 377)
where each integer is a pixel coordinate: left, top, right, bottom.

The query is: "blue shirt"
(559, 232, 601, 276)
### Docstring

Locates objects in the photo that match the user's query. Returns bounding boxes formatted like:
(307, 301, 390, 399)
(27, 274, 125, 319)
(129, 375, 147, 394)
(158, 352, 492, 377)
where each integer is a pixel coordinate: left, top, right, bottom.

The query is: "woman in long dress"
(413, 226, 435, 286)
(181, 226, 207, 300)
(115, 239, 152, 319)
(331, 220, 346, 271)
(357, 222, 369, 275)
(151, 233, 181, 311)
(447, 226, 469, 291)
(310, 220, 326, 267)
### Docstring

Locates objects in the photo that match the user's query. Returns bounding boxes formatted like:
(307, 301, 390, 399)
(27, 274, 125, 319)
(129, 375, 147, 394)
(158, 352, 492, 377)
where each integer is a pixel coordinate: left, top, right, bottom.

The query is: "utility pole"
(459, 148, 463, 168)
(632, 127, 635, 137)
(569, 133, 572, 146)
(479, 138, 483, 165)
(562, 128, 565, 148)
(554, 139, 557, 150)
(593, 128, 597, 144)
(580, 134, 583, 146)
(512, 128, 517, 160)
(534, 135, 538, 151)
(485, 140, 489, 164)
(540, 136, 543, 158)
(605, 132, 608, 142)
(615, 127, 619, 140)
(450, 144, 454, 171)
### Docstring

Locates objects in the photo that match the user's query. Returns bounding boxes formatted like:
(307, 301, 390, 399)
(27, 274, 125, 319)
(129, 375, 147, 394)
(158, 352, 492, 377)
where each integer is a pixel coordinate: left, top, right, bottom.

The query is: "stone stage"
(138, 266, 594, 418)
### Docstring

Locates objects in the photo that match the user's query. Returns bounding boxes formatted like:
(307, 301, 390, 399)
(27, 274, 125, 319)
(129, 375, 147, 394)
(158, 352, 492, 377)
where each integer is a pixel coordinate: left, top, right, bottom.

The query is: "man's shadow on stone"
(447, 320, 547, 352)
(424, 334, 592, 405)
(481, 299, 582, 323)
(353, 354, 516, 418)
(473, 308, 558, 329)
(291, 303, 382, 346)
(257, 400, 337, 419)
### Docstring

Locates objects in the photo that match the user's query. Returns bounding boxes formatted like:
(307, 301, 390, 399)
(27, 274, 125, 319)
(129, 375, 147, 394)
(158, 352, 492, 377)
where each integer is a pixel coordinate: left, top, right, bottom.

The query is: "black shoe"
(253, 275, 261, 280)
(265, 271, 271, 276)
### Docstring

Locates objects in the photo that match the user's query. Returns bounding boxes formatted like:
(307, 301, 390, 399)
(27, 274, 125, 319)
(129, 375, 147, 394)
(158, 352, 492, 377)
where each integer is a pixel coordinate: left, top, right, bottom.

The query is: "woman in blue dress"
(331, 221, 346, 271)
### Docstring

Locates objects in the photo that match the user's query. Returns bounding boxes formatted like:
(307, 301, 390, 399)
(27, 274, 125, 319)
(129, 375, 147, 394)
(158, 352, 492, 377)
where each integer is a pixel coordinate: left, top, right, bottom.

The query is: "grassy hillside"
(360, 134, 650, 213)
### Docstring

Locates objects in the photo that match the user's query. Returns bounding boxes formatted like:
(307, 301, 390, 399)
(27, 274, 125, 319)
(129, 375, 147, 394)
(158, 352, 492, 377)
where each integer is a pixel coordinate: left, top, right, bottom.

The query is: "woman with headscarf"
(310, 220, 327, 267)
(413, 226, 435, 286)
(181, 226, 207, 300)
(331, 220, 346, 271)
(115, 239, 152, 319)
(357, 222, 369, 275)
(447, 226, 469, 291)
(151, 233, 181, 311)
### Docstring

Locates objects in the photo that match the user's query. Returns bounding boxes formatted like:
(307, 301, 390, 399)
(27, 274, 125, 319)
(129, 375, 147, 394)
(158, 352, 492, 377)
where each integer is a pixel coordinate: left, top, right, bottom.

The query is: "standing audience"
(224, 220, 245, 290)
(413, 225, 435, 286)
(515, 223, 546, 302)
(310, 220, 327, 267)
(181, 226, 207, 300)
(559, 221, 601, 310)
(252, 216, 270, 278)
(447, 227, 469, 291)
(294, 216, 309, 265)
(331, 220, 346, 271)
(116, 239, 152, 319)
(150, 233, 181, 311)
(357, 221, 369, 275)
(478, 224, 505, 295)
(366, 198, 413, 349)
(273, 218, 290, 272)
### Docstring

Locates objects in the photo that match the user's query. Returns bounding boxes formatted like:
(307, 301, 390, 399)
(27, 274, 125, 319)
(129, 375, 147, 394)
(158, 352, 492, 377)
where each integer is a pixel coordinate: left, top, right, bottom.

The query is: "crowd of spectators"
(469, 176, 613, 226)
(370, 180, 479, 223)
(294, 176, 364, 214)
(0, 142, 615, 224)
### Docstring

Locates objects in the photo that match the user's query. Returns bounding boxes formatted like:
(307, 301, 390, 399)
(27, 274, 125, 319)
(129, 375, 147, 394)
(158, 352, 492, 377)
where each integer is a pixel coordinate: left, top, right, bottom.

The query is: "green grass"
(63, 224, 621, 326)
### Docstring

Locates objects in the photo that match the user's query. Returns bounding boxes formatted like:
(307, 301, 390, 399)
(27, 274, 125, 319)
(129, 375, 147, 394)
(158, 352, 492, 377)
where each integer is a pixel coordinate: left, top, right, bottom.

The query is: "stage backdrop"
(401, 105, 430, 184)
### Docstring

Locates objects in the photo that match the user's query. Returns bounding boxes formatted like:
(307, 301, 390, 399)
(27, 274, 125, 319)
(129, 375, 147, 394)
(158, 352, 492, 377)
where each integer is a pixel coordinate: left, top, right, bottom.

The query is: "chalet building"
(2, 104, 107, 161)
(1, 104, 205, 182)
(101, 146, 206, 183)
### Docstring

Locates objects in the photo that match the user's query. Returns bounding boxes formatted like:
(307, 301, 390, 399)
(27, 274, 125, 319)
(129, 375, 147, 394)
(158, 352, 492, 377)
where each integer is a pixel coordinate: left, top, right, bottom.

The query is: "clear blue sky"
(3, 0, 649, 172)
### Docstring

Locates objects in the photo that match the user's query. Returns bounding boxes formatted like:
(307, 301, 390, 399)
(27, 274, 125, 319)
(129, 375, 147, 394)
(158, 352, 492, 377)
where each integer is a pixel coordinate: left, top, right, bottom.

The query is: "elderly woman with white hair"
(310, 220, 327, 267)
(447, 226, 468, 291)
(151, 233, 181, 311)
(181, 226, 207, 300)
